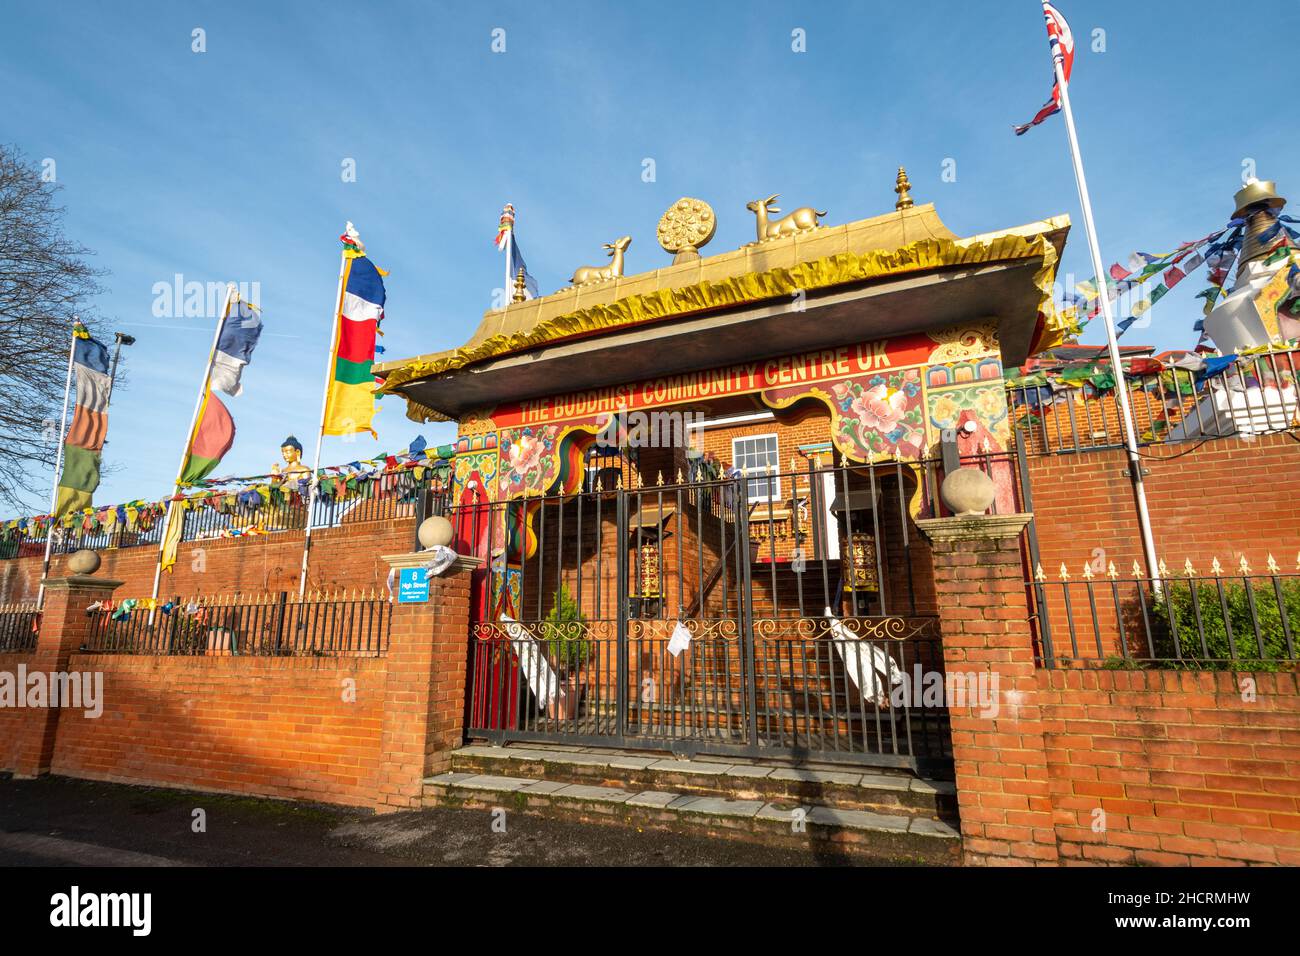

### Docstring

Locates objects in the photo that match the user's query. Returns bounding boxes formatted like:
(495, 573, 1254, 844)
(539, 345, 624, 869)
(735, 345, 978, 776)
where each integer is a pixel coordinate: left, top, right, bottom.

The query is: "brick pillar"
(374, 552, 479, 812)
(915, 513, 1059, 866)
(11, 573, 123, 778)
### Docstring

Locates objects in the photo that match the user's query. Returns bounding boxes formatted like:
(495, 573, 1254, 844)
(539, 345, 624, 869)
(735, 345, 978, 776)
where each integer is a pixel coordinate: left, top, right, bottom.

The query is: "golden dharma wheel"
(657, 197, 717, 256)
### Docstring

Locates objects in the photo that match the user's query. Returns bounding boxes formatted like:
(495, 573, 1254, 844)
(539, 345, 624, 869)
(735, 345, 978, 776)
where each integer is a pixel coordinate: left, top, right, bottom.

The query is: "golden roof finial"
(512, 267, 527, 303)
(894, 166, 914, 211)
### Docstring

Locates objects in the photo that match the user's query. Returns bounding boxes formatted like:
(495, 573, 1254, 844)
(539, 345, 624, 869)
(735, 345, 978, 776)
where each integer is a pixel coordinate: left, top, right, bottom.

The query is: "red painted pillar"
(916, 513, 1060, 866)
(11, 573, 123, 778)
(375, 552, 479, 812)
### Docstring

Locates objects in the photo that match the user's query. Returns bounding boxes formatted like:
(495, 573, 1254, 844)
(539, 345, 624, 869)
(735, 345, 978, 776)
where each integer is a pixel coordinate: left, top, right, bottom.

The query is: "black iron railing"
(1029, 562, 1300, 670)
(82, 591, 391, 657)
(0, 603, 40, 652)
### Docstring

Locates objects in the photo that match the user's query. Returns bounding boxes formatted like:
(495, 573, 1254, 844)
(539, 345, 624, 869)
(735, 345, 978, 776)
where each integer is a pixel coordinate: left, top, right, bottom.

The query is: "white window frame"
(731, 433, 781, 502)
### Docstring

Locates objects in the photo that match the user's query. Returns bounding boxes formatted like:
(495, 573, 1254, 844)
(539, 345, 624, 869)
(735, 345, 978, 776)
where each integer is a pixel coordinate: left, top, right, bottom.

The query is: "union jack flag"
(1014, 2, 1075, 136)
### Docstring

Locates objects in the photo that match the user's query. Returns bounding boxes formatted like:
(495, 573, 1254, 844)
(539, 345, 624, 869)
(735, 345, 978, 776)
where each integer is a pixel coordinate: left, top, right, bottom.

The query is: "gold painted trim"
(381, 229, 1068, 417)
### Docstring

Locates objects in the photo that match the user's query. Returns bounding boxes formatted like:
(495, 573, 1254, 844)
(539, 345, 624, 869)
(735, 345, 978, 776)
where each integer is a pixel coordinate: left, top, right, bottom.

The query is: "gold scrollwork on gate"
(472, 620, 615, 643)
(625, 618, 741, 642)
(750, 617, 937, 642)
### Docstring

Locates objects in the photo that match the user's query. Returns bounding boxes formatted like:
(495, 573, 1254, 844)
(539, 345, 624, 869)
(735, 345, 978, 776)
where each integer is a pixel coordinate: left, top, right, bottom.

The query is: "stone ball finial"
(417, 515, 455, 550)
(940, 466, 995, 517)
(67, 549, 101, 575)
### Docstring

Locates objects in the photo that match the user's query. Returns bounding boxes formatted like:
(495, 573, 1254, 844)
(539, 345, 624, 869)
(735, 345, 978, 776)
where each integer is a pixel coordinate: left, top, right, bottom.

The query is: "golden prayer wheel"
(842, 532, 879, 592)
(637, 541, 661, 598)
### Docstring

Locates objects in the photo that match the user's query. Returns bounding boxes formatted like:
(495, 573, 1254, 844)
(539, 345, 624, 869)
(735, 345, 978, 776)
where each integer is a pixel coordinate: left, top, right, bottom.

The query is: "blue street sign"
(397, 566, 430, 604)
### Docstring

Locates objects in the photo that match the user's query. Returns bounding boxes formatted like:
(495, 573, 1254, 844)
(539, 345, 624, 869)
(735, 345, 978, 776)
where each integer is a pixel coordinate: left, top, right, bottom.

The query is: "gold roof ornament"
(746, 194, 826, 243)
(895, 167, 914, 211)
(1233, 179, 1285, 219)
(1232, 178, 1290, 280)
(511, 267, 528, 303)
(657, 198, 717, 264)
(571, 236, 632, 286)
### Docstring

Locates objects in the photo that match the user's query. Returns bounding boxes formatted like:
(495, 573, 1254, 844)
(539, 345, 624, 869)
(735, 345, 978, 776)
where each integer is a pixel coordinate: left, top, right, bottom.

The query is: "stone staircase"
(424, 742, 961, 864)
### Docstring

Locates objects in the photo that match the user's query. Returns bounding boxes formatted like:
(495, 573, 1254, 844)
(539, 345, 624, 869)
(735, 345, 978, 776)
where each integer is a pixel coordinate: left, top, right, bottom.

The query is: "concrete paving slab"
(455, 775, 533, 793)
(806, 805, 909, 832)
(626, 791, 681, 809)
(552, 784, 634, 804)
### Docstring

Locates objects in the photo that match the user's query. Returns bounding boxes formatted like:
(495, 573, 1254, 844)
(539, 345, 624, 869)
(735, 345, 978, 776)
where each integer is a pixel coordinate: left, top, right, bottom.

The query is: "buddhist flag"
(323, 225, 386, 437)
(1013, 2, 1074, 136)
(54, 324, 112, 518)
(179, 390, 236, 485)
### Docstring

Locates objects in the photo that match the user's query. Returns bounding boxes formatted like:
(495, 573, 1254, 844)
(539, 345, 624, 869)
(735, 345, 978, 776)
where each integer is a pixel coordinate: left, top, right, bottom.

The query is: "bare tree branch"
(0, 144, 107, 514)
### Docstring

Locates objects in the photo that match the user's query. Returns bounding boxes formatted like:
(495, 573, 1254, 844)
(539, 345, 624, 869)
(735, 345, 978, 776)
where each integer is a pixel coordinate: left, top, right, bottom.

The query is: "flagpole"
(298, 245, 350, 598)
(148, 283, 237, 616)
(36, 321, 80, 607)
(1052, 52, 1161, 584)
(505, 231, 514, 306)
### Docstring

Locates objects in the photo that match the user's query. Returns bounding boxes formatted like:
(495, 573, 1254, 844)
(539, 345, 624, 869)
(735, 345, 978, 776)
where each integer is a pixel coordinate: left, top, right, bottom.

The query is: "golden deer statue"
(746, 195, 826, 242)
(571, 235, 632, 286)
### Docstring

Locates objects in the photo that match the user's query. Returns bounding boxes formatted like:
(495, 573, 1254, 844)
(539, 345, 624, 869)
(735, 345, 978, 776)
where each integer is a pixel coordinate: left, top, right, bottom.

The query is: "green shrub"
(1149, 578, 1300, 671)
(543, 585, 590, 675)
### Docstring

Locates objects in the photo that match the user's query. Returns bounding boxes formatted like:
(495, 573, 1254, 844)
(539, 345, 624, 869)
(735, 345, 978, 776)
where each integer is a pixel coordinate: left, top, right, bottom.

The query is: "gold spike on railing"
(1157, 559, 1170, 578)
(1131, 560, 1142, 578)
(1081, 562, 1094, 581)
(1107, 561, 1118, 580)
(656, 471, 664, 486)
(1058, 563, 1070, 582)
(1210, 557, 1223, 576)
(676, 468, 684, 484)
(595, 476, 604, 493)
(1184, 558, 1196, 578)
(1268, 553, 1280, 574)
(1034, 563, 1046, 582)
(1239, 555, 1251, 575)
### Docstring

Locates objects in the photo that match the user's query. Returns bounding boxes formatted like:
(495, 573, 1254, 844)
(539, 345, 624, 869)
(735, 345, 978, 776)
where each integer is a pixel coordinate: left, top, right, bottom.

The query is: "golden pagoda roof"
(375, 202, 1071, 422)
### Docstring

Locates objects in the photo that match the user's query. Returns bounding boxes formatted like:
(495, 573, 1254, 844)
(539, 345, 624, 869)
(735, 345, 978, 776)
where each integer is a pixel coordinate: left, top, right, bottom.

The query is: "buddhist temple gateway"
(366, 177, 1069, 767)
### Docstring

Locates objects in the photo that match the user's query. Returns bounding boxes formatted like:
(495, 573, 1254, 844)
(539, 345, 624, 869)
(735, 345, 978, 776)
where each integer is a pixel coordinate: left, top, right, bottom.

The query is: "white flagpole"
(504, 230, 514, 305)
(36, 321, 80, 607)
(149, 283, 237, 616)
(1051, 49, 1161, 584)
(298, 244, 350, 598)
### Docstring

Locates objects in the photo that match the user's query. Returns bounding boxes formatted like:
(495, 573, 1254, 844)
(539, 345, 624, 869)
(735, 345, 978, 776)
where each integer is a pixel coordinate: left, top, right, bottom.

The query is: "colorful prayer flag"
(54, 324, 111, 518)
(1014, 2, 1074, 136)
(322, 226, 386, 438)
(179, 390, 236, 484)
(208, 300, 263, 397)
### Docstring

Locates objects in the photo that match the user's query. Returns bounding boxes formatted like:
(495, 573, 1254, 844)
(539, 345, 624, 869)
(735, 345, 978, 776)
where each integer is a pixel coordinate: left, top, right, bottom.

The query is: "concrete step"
(423, 767, 959, 865)
(426, 743, 960, 864)
(448, 743, 955, 816)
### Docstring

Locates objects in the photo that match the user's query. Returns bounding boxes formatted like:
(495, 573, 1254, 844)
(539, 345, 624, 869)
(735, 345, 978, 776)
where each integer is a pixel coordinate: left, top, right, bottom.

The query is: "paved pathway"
(0, 774, 876, 867)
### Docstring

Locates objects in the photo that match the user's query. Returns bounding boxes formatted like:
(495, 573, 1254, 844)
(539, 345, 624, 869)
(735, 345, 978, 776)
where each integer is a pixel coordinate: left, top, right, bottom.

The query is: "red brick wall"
(49, 654, 388, 807)
(1040, 670, 1300, 866)
(0, 651, 32, 770)
(1025, 432, 1300, 575)
(0, 518, 416, 605)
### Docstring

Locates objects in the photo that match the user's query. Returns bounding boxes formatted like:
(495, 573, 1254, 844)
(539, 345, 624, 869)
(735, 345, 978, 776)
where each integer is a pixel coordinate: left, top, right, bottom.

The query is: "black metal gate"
(463, 459, 955, 770)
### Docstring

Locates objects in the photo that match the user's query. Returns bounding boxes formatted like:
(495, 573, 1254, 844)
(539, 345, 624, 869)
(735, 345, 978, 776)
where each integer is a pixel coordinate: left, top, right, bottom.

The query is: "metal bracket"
(1121, 465, 1152, 479)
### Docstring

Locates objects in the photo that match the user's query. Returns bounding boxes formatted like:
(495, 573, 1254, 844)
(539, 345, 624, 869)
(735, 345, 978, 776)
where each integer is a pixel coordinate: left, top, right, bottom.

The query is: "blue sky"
(3, 0, 1296, 512)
